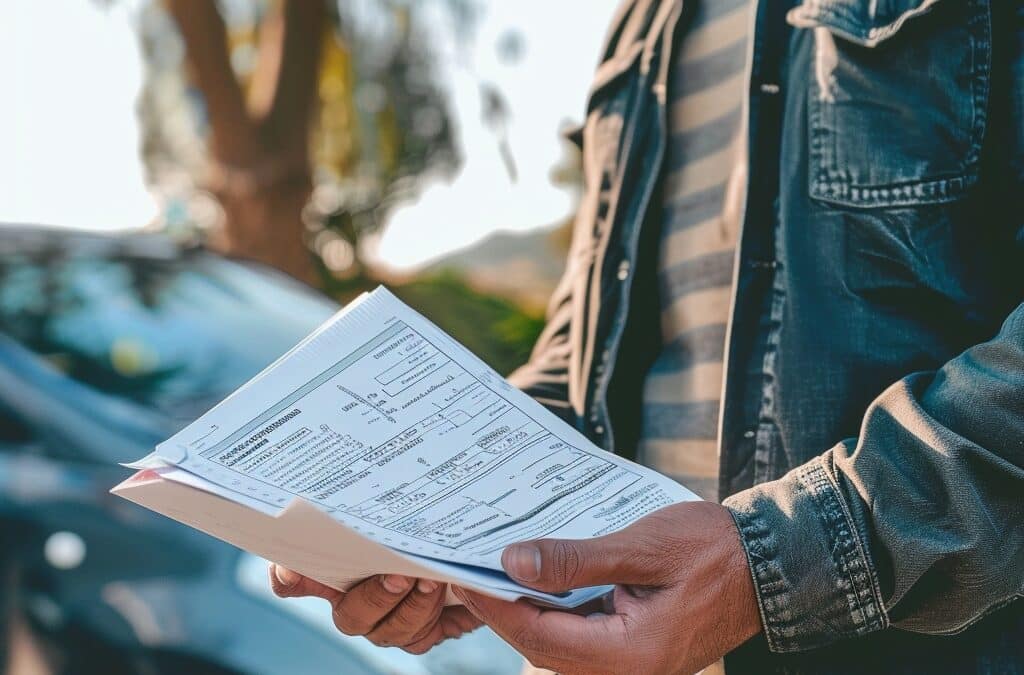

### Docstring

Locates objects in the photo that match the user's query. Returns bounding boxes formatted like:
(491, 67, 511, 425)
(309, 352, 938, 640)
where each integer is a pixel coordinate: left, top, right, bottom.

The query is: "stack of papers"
(113, 287, 698, 607)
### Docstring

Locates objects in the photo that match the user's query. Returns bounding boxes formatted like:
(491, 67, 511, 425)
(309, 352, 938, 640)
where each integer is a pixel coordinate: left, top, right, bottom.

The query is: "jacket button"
(616, 260, 631, 281)
(594, 424, 605, 435)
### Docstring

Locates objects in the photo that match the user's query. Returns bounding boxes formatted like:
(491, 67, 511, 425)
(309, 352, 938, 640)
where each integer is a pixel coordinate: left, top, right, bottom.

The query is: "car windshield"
(0, 241, 336, 427)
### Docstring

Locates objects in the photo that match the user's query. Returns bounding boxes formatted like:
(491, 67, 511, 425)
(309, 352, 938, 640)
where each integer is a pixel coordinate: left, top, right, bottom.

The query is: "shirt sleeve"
(724, 303, 1024, 653)
(506, 271, 577, 424)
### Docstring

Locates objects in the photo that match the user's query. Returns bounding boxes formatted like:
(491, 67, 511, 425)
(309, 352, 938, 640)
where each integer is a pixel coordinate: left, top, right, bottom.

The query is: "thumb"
(501, 531, 654, 593)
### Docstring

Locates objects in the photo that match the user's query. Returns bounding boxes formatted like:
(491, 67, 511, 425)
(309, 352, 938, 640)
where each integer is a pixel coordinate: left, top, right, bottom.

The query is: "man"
(271, 0, 1024, 672)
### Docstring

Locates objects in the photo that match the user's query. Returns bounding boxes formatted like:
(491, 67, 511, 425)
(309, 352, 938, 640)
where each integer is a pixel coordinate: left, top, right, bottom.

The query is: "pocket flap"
(787, 0, 944, 47)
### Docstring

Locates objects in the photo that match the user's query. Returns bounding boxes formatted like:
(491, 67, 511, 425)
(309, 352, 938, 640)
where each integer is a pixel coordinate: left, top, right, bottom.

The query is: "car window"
(0, 245, 336, 428)
(0, 405, 33, 446)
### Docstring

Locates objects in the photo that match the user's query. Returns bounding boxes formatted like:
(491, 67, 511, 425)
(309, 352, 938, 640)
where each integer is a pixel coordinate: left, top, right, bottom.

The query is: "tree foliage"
(137, 0, 462, 283)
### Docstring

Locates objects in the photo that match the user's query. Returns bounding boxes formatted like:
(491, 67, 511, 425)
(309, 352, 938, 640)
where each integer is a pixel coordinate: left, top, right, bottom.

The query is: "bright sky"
(373, 0, 619, 269)
(0, 1, 157, 230)
(0, 0, 618, 269)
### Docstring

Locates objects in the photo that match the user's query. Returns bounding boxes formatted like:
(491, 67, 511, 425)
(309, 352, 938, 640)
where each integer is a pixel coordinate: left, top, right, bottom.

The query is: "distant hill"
(425, 225, 568, 309)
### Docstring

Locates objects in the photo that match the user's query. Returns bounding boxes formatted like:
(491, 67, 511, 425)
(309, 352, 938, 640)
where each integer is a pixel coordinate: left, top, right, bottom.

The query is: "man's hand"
(269, 567, 482, 653)
(452, 501, 761, 675)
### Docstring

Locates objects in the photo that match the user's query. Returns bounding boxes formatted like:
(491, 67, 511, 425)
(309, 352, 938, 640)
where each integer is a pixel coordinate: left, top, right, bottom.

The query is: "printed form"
(139, 288, 698, 572)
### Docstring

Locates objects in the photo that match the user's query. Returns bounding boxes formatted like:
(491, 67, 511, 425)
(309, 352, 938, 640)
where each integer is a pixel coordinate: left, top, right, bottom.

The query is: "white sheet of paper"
(112, 469, 611, 607)
(142, 287, 699, 571)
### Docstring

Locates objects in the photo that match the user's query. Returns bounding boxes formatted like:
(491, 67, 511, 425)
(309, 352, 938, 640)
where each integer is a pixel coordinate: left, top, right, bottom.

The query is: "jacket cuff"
(723, 453, 889, 653)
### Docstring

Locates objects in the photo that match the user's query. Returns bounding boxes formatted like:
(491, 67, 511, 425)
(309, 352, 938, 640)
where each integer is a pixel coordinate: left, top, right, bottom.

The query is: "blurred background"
(0, 0, 618, 673)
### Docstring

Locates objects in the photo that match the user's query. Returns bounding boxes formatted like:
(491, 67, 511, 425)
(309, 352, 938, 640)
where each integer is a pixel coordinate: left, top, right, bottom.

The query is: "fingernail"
(383, 575, 412, 594)
(274, 565, 300, 588)
(417, 579, 439, 594)
(503, 544, 541, 582)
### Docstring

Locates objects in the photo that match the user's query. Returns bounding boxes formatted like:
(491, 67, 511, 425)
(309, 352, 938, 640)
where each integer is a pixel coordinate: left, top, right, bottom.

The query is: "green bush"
(389, 272, 545, 376)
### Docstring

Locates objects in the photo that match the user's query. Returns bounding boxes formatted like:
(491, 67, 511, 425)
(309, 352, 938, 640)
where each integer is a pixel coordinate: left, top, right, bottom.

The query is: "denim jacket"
(508, 0, 1024, 672)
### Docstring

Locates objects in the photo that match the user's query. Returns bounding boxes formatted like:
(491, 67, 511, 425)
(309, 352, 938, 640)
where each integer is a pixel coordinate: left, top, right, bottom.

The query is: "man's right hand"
(269, 565, 482, 654)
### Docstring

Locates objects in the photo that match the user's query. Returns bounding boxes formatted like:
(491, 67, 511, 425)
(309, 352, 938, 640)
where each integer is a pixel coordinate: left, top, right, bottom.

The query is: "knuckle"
(365, 585, 401, 611)
(367, 599, 441, 647)
(406, 623, 442, 648)
(509, 623, 548, 656)
(405, 625, 434, 646)
(406, 614, 441, 644)
(366, 623, 401, 647)
(404, 588, 434, 612)
(389, 614, 417, 635)
(332, 615, 367, 636)
(332, 605, 371, 636)
(550, 540, 582, 588)
(509, 623, 532, 648)
(397, 593, 440, 629)
(388, 608, 423, 634)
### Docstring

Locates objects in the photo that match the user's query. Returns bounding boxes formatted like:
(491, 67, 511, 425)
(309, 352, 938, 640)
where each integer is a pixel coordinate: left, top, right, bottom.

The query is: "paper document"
(116, 287, 698, 606)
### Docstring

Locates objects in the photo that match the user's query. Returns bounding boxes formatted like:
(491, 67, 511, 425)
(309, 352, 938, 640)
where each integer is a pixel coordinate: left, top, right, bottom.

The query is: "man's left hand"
(453, 501, 761, 675)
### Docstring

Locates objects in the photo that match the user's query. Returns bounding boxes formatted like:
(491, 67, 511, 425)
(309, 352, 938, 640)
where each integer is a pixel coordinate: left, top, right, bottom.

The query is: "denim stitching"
(805, 0, 991, 208)
(965, 0, 991, 169)
(797, 459, 888, 635)
(730, 477, 823, 652)
(731, 504, 796, 652)
(729, 459, 891, 653)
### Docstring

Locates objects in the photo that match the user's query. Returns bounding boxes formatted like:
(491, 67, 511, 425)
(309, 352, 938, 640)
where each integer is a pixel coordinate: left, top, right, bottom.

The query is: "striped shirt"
(637, 0, 750, 502)
(520, 5, 752, 675)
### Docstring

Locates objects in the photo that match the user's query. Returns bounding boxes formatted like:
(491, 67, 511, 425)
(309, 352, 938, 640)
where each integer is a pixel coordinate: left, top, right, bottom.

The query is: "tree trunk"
(166, 0, 327, 285)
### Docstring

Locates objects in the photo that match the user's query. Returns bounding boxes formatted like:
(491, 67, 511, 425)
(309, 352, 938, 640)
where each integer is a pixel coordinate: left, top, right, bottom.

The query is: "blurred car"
(0, 225, 521, 675)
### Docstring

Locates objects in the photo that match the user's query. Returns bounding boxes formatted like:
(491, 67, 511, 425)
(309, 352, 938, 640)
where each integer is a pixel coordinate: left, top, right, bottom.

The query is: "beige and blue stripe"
(638, 0, 750, 501)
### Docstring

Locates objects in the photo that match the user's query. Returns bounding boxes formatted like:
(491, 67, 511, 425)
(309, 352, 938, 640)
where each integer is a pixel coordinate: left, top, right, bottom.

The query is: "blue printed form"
(122, 288, 698, 605)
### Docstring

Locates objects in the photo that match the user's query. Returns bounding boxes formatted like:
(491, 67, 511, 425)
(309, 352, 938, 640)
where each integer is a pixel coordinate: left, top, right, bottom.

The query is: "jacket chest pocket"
(791, 0, 992, 208)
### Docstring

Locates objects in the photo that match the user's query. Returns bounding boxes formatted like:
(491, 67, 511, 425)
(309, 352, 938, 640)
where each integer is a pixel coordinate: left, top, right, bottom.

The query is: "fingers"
(437, 605, 483, 638)
(269, 564, 343, 602)
(271, 568, 473, 655)
(331, 575, 415, 636)
(364, 579, 446, 647)
(400, 606, 483, 655)
(453, 588, 627, 668)
(500, 531, 658, 593)
(402, 622, 447, 655)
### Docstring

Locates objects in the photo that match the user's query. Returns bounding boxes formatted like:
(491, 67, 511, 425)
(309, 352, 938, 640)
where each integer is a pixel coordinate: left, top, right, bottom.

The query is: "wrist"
(721, 506, 763, 643)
